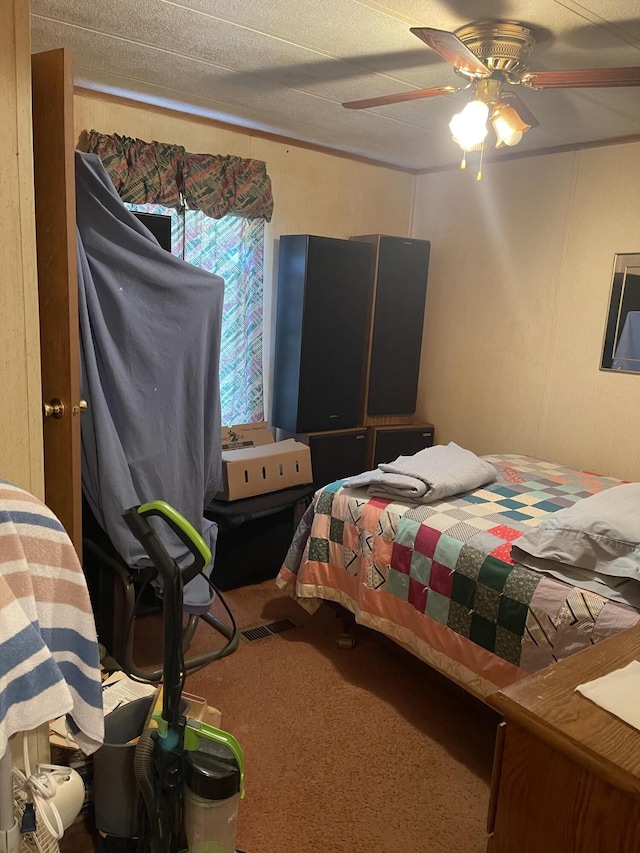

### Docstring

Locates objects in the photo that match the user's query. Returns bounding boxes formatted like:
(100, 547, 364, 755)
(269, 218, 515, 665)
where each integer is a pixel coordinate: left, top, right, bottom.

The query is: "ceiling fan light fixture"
(342, 18, 640, 172)
(449, 99, 489, 151)
(491, 102, 531, 147)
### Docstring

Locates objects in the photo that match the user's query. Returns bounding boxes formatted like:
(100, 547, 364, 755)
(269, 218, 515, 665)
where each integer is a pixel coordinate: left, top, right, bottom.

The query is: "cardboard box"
(145, 687, 222, 731)
(218, 426, 312, 501)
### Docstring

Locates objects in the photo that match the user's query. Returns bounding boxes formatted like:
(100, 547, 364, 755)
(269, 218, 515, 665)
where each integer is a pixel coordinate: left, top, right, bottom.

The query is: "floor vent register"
(239, 619, 297, 643)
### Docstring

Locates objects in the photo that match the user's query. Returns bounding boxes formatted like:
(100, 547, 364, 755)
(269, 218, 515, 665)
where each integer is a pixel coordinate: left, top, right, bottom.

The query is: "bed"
(276, 453, 640, 699)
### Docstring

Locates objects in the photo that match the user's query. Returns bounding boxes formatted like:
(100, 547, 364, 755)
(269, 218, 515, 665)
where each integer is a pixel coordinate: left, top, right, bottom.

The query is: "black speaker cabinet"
(303, 428, 368, 489)
(350, 235, 430, 425)
(271, 235, 373, 433)
(367, 424, 435, 468)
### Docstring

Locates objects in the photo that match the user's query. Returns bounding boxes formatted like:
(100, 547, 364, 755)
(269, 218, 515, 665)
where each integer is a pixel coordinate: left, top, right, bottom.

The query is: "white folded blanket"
(344, 442, 497, 504)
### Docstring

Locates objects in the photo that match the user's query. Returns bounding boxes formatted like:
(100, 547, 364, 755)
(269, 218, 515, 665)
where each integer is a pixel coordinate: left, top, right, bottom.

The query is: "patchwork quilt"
(277, 454, 640, 697)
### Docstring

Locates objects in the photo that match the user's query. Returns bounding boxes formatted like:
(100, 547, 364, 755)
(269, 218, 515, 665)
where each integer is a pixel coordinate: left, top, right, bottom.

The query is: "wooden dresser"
(486, 624, 640, 853)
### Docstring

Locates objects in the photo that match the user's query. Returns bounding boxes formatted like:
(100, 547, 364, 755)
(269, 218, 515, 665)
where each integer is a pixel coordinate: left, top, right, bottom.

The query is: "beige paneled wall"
(413, 142, 640, 481)
(535, 144, 640, 479)
(0, 0, 44, 497)
(73, 93, 415, 413)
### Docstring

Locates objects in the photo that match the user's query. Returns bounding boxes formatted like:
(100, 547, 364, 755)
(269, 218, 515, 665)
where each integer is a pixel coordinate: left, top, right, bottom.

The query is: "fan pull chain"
(460, 152, 467, 170)
(476, 143, 485, 181)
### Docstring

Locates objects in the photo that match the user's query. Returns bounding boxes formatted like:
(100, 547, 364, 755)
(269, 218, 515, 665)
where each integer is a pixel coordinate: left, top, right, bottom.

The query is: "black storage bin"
(205, 485, 314, 590)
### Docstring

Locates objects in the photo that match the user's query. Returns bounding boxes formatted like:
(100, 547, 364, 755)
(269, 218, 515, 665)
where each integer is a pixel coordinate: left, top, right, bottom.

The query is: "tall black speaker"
(350, 235, 430, 424)
(271, 235, 373, 433)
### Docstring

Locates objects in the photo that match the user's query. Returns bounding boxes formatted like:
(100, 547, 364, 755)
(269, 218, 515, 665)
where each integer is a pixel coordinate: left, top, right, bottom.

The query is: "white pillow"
(512, 482, 640, 581)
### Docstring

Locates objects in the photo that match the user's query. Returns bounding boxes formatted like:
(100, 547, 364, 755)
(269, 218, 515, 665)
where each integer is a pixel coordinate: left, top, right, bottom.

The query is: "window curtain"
(84, 129, 273, 221)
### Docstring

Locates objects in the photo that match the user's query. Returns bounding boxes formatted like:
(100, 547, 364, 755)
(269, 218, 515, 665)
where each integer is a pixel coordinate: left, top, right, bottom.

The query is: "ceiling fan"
(342, 20, 640, 165)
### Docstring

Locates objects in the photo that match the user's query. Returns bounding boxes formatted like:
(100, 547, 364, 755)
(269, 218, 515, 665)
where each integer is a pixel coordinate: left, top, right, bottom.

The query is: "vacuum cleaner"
(96, 500, 244, 853)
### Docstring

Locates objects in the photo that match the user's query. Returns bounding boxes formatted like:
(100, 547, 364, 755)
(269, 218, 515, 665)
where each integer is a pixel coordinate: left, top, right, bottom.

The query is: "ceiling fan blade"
(410, 27, 490, 78)
(500, 92, 539, 129)
(521, 67, 640, 89)
(342, 85, 459, 110)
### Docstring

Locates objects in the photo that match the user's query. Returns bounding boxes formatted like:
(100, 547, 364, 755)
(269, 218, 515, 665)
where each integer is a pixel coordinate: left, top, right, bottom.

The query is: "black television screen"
(133, 212, 172, 253)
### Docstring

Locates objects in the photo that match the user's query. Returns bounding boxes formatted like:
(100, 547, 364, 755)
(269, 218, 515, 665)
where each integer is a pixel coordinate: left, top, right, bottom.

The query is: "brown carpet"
(62, 580, 499, 853)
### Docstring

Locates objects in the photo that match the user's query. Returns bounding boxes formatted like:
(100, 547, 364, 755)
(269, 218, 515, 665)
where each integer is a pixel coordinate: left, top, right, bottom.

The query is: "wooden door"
(31, 48, 83, 555)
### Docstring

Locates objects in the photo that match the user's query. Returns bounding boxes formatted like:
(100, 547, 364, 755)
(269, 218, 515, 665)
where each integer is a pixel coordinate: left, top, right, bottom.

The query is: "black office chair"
(82, 498, 237, 682)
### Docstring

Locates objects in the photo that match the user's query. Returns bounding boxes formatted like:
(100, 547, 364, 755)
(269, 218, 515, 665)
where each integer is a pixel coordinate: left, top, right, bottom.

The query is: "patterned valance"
(83, 130, 273, 221)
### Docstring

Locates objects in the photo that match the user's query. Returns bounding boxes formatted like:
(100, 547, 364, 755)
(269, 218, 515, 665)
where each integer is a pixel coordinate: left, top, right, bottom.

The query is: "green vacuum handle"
(137, 500, 212, 582)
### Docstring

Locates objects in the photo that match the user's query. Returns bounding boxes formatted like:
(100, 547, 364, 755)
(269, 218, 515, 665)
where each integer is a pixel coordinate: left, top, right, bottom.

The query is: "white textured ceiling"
(30, 0, 640, 171)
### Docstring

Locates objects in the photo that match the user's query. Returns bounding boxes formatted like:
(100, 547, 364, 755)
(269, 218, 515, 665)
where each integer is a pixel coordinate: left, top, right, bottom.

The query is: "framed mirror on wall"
(601, 253, 640, 373)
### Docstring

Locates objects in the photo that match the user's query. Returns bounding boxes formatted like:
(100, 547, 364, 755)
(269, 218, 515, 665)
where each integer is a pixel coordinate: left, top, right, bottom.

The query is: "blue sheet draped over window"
(76, 151, 224, 612)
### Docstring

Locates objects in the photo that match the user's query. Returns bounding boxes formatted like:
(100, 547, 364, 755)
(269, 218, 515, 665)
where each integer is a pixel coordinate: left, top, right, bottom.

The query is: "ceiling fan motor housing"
(455, 20, 536, 80)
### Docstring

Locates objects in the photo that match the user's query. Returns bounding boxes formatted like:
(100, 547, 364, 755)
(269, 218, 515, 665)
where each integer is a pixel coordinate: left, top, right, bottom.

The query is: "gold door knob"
(43, 398, 65, 419)
(72, 399, 88, 415)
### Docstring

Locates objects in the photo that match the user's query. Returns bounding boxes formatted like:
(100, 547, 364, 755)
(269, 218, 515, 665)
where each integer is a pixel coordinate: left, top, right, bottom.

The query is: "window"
(127, 203, 264, 425)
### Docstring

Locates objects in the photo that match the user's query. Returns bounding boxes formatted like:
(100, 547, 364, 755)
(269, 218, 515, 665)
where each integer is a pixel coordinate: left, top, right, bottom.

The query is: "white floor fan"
(1, 735, 84, 853)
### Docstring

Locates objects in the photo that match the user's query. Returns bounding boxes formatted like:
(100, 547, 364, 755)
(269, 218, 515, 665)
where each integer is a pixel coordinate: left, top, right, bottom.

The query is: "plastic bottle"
(183, 737, 241, 853)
